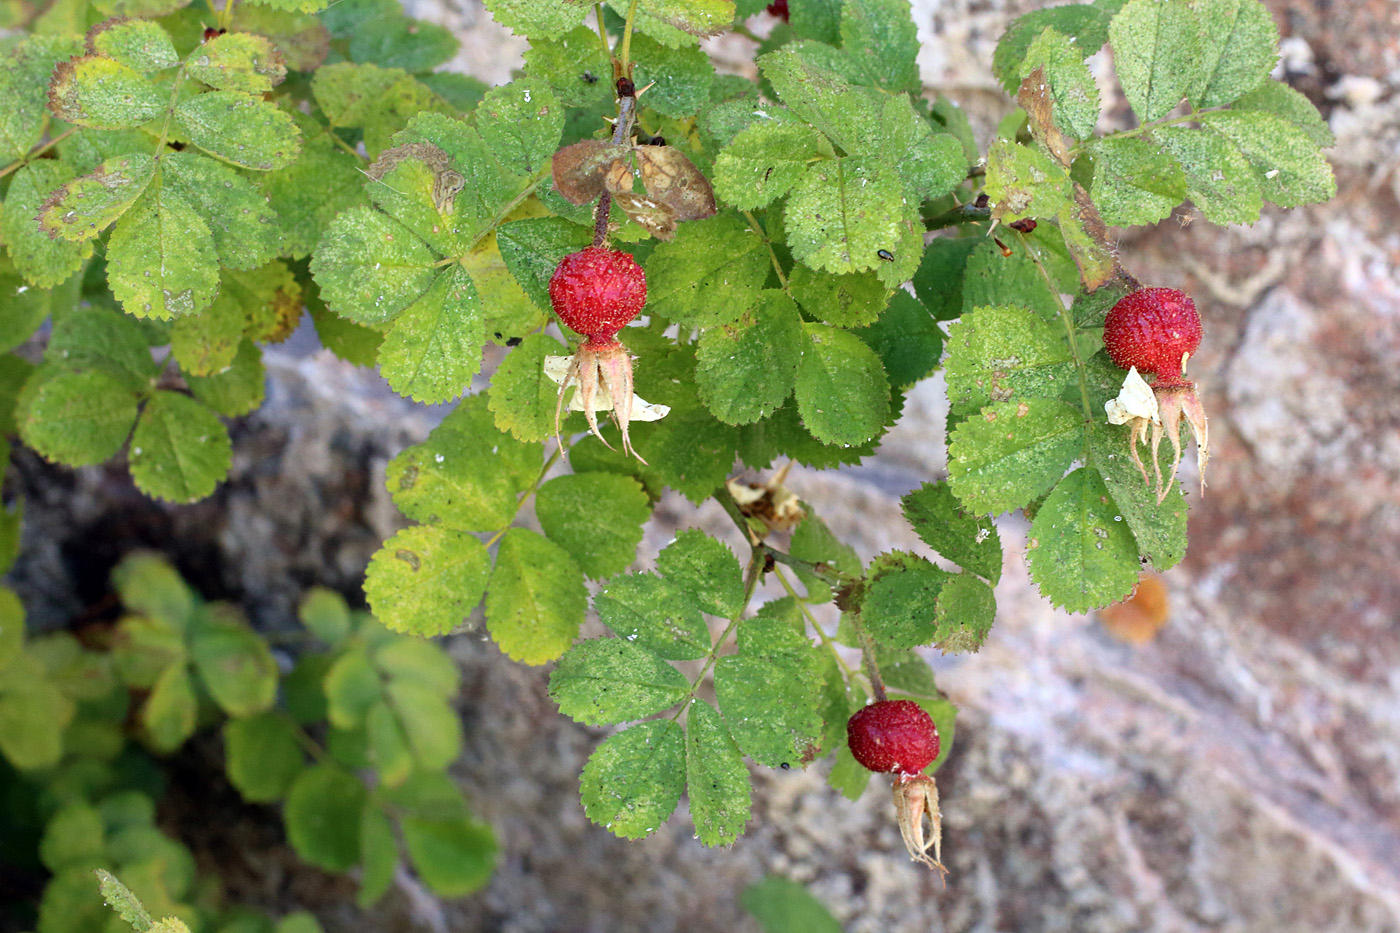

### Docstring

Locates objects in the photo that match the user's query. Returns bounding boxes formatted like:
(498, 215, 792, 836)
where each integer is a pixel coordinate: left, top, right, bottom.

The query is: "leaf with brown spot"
(1016, 65, 1073, 167)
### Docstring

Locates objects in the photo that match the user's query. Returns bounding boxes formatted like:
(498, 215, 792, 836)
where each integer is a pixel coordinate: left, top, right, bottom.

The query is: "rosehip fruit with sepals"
(548, 246, 647, 344)
(847, 700, 940, 775)
(1103, 287, 1202, 388)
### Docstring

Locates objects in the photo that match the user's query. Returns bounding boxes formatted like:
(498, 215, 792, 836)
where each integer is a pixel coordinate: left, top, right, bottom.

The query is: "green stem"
(770, 565, 855, 679)
(217, 0, 236, 30)
(484, 443, 565, 549)
(592, 3, 612, 62)
(330, 132, 366, 162)
(1069, 105, 1228, 157)
(923, 202, 990, 231)
(619, 0, 640, 75)
(673, 547, 769, 716)
(152, 70, 187, 158)
(0, 127, 79, 181)
(741, 210, 788, 289)
(1018, 231, 1096, 461)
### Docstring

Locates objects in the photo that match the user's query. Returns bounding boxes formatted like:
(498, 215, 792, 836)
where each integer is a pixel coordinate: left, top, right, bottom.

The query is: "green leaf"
(325, 648, 381, 729)
(357, 804, 397, 908)
(900, 482, 1003, 583)
(375, 637, 462, 696)
(0, 674, 74, 769)
(364, 525, 492, 636)
(912, 236, 978, 322)
(224, 713, 305, 802)
(1152, 124, 1262, 225)
(284, 764, 367, 871)
(487, 333, 572, 442)
(141, 662, 197, 752)
(741, 876, 843, 933)
(1189, 0, 1277, 108)
(960, 236, 1064, 323)
(1090, 136, 1187, 226)
(1199, 110, 1336, 207)
(535, 472, 650, 578)
(349, 14, 458, 71)
(713, 121, 823, 210)
(384, 680, 461, 771)
(655, 529, 745, 619)
(984, 139, 1072, 224)
(399, 807, 496, 898)
(788, 265, 888, 329)
(377, 267, 485, 404)
(112, 551, 194, 628)
(759, 46, 882, 153)
(385, 401, 520, 532)
(129, 391, 231, 502)
(993, 4, 1110, 92)
(160, 151, 283, 271)
(1026, 467, 1140, 611)
(579, 719, 685, 839)
(188, 340, 266, 417)
(311, 62, 443, 156)
(94, 869, 155, 931)
(262, 133, 366, 259)
(185, 31, 286, 92)
(495, 217, 593, 316)
(37, 153, 156, 243)
(852, 290, 943, 390)
(47, 55, 165, 128)
(644, 213, 771, 328)
(0, 35, 84, 161)
(593, 573, 712, 661)
(714, 628, 822, 767)
(174, 91, 302, 171)
(20, 368, 139, 466)
(548, 638, 690, 725)
(947, 398, 1085, 515)
(480, 0, 591, 39)
(1231, 80, 1333, 148)
(0, 588, 22, 673)
(793, 323, 889, 447)
(522, 27, 613, 108)
(685, 699, 751, 846)
(840, 0, 920, 92)
(484, 528, 588, 665)
(860, 551, 946, 649)
(933, 572, 996, 652)
(785, 159, 920, 286)
(311, 301, 383, 367)
(83, 19, 177, 73)
(107, 189, 221, 320)
(2, 162, 91, 287)
(1022, 27, 1101, 141)
(1109, 0, 1203, 122)
(628, 36, 714, 120)
(276, 913, 325, 933)
(474, 80, 563, 178)
(310, 207, 437, 325)
(695, 289, 803, 424)
(1087, 418, 1188, 570)
(190, 607, 277, 715)
(944, 304, 1076, 419)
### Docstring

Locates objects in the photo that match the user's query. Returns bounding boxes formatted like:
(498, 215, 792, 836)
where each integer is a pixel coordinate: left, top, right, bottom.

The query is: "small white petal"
(1105, 366, 1159, 425)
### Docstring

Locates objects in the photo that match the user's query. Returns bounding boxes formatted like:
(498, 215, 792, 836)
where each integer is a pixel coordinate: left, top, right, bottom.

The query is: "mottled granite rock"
(8, 0, 1400, 930)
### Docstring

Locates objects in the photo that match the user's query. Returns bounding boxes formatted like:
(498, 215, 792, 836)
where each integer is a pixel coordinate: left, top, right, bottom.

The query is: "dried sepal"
(544, 346, 669, 462)
(893, 773, 946, 878)
(726, 461, 806, 533)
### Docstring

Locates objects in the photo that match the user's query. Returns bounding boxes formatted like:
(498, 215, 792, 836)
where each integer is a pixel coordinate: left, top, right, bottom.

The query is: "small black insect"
(645, 135, 666, 147)
(505, 336, 523, 347)
(877, 249, 895, 262)
(582, 71, 598, 84)
(780, 762, 791, 771)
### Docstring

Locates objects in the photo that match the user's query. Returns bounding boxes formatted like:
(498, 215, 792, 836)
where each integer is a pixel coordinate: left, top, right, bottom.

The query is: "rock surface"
(10, 0, 1400, 931)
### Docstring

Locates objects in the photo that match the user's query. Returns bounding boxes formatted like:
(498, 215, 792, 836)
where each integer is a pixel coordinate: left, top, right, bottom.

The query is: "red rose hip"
(847, 700, 940, 775)
(1103, 287, 1202, 388)
(548, 246, 647, 344)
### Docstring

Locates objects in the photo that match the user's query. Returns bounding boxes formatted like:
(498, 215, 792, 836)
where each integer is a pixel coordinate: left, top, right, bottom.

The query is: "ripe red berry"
(847, 700, 940, 775)
(548, 246, 647, 344)
(1103, 287, 1202, 387)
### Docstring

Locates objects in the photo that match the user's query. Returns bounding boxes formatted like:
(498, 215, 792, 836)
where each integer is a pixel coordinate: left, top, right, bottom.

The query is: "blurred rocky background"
(9, 0, 1400, 929)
